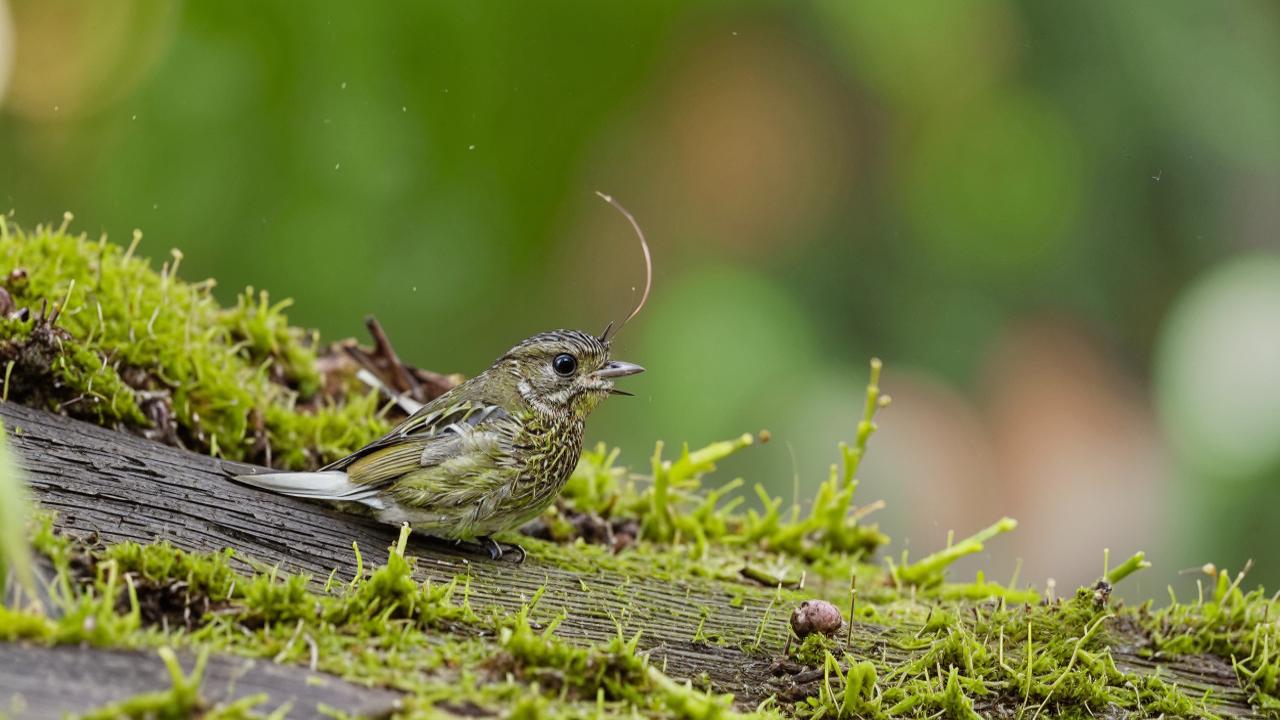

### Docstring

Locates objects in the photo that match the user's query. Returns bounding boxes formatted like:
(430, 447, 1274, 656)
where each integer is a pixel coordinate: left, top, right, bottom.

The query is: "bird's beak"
(593, 360, 645, 379)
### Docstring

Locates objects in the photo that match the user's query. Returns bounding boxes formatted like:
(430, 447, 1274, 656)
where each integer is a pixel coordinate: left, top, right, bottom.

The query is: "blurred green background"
(2, 1, 1278, 594)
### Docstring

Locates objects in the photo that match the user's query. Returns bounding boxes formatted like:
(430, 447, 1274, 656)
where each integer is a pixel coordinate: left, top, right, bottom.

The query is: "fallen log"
(0, 401, 1266, 717)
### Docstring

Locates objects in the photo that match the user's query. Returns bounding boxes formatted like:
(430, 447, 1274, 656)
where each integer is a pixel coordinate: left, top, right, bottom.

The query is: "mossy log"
(0, 401, 1266, 718)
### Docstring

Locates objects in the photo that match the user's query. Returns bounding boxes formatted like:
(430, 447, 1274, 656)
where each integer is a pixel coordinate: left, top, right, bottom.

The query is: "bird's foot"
(477, 536, 526, 564)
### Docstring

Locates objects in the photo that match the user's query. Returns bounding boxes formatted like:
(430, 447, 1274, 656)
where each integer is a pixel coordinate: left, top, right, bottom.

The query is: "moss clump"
(485, 592, 731, 714)
(534, 359, 893, 589)
(555, 364, 892, 567)
(0, 217, 388, 469)
(1148, 566, 1280, 712)
(790, 580, 1234, 719)
(11, 520, 759, 719)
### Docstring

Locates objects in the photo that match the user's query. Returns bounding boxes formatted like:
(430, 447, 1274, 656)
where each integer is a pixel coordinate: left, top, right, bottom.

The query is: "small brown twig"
(847, 572, 857, 649)
(363, 316, 420, 398)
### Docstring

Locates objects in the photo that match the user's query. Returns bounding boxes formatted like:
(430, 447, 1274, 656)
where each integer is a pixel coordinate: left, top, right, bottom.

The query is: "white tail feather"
(233, 471, 383, 506)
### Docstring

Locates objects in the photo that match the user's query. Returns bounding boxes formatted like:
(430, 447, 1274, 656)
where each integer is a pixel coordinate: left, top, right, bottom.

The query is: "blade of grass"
(0, 424, 35, 601)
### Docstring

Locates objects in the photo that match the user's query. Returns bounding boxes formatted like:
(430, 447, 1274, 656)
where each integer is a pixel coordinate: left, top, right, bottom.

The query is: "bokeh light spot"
(903, 92, 1083, 279)
(615, 265, 819, 460)
(1155, 255, 1280, 478)
(814, 0, 1018, 110)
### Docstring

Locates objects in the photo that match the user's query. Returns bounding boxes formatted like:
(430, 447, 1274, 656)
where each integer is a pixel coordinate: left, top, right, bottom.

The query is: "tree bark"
(0, 401, 1264, 717)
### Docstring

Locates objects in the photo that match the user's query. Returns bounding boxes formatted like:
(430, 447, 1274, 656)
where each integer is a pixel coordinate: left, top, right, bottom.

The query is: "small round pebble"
(790, 599, 844, 638)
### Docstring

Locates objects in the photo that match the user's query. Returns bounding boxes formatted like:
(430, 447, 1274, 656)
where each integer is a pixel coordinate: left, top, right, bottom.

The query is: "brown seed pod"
(1092, 579, 1113, 608)
(790, 599, 844, 639)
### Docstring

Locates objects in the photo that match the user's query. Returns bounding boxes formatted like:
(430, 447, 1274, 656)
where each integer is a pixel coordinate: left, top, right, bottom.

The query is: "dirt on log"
(0, 401, 1264, 717)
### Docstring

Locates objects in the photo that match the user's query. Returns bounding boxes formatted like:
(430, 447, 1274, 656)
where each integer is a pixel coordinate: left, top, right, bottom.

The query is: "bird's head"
(497, 329, 643, 418)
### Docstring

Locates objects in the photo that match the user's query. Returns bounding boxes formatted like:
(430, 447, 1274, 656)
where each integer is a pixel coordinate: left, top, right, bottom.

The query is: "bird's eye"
(552, 353, 578, 376)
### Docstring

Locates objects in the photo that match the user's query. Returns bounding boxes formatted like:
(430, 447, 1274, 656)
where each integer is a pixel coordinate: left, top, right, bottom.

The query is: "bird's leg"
(477, 535, 503, 561)
(446, 537, 495, 560)
(506, 542, 527, 565)
(476, 536, 526, 564)
(443, 536, 527, 563)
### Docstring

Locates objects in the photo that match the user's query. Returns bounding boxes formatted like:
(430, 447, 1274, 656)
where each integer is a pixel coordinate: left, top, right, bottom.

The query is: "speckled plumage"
(235, 330, 642, 557)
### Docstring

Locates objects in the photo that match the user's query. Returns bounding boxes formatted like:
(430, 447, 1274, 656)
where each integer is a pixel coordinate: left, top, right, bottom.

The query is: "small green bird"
(236, 329, 643, 561)
(236, 191, 651, 562)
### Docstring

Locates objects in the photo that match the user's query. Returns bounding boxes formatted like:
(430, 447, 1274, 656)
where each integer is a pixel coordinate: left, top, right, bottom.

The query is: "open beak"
(594, 360, 645, 379)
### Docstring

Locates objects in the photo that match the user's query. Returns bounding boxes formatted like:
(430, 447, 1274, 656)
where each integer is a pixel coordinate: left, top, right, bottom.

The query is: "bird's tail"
(232, 470, 385, 507)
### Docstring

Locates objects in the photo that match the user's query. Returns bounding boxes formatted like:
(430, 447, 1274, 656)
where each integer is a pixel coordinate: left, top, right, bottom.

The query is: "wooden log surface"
(0, 401, 1265, 717)
(0, 644, 403, 719)
(0, 400, 804, 706)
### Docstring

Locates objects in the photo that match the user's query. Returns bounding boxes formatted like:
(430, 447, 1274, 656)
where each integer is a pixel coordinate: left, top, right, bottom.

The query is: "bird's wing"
(233, 392, 525, 515)
(382, 421, 522, 510)
(326, 398, 516, 489)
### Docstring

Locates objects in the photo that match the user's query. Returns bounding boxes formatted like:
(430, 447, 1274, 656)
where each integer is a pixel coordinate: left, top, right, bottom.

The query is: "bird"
(234, 329, 643, 562)
(234, 191, 652, 562)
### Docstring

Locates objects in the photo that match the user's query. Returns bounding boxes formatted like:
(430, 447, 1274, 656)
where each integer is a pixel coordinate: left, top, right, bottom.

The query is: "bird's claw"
(509, 543, 527, 564)
(477, 536, 526, 564)
(480, 536, 502, 560)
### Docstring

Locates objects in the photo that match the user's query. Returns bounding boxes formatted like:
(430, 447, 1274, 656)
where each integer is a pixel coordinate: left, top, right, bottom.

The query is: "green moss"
(793, 634, 838, 668)
(795, 653, 883, 719)
(6, 497, 1277, 719)
(7, 520, 762, 719)
(546, 388, 892, 593)
(891, 517, 1019, 589)
(0, 219, 387, 468)
(1145, 566, 1280, 711)
(105, 542, 240, 600)
(73, 654, 206, 718)
(781, 552, 1263, 719)
(558, 362, 891, 571)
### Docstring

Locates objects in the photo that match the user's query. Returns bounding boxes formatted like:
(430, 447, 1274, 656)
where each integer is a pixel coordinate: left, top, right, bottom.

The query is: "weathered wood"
(0, 643, 403, 719)
(0, 400, 802, 706)
(0, 401, 1265, 717)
